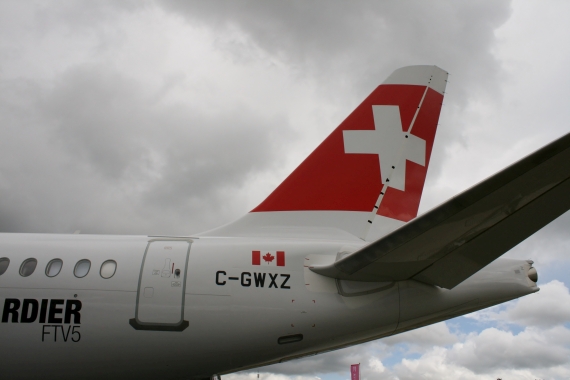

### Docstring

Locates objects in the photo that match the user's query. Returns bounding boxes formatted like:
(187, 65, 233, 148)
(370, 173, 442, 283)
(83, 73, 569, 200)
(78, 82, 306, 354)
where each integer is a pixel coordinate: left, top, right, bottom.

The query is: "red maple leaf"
(262, 253, 275, 263)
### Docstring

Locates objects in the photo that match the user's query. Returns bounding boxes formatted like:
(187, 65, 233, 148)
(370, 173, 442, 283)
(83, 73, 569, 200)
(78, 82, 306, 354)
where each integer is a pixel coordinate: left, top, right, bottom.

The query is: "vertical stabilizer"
(200, 66, 448, 240)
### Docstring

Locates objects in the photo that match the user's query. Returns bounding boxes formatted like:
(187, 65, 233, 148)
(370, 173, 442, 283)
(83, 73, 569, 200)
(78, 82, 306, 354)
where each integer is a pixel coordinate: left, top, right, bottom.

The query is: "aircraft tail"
(200, 65, 448, 241)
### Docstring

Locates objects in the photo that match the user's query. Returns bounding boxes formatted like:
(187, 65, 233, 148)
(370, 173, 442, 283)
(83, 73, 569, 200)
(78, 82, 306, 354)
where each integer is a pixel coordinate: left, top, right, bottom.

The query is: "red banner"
(351, 363, 360, 380)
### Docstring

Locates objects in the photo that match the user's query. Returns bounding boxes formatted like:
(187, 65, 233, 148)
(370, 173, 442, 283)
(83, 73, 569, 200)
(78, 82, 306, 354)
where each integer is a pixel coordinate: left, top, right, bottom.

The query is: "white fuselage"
(0, 233, 537, 379)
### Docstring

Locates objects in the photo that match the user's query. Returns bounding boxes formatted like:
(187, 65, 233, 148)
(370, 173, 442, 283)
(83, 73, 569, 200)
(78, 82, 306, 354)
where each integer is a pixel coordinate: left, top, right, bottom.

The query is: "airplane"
(0, 65, 568, 380)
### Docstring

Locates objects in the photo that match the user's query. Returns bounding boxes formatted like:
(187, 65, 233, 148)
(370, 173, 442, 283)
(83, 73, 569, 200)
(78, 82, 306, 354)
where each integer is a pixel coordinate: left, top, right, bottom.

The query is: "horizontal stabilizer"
(310, 132, 570, 289)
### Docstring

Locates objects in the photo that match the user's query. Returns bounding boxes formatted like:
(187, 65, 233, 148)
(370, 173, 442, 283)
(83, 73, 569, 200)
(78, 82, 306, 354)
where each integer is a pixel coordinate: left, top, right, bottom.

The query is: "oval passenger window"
(100, 260, 117, 279)
(0, 257, 9, 275)
(20, 258, 38, 277)
(45, 259, 63, 277)
(74, 259, 91, 278)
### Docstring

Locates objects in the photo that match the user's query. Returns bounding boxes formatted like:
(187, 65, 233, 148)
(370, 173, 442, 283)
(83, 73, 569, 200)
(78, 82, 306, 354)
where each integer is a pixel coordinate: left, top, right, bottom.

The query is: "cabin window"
(0, 257, 9, 275)
(45, 259, 63, 277)
(19, 258, 38, 277)
(100, 260, 117, 279)
(74, 259, 91, 278)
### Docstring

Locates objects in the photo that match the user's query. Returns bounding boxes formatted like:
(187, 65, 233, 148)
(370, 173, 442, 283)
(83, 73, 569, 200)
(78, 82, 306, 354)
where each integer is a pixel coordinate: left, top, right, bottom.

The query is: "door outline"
(129, 238, 193, 331)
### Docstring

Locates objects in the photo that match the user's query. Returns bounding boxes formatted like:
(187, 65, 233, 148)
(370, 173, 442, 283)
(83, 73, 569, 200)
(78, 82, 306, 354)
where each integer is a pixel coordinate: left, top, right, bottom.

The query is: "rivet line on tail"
(359, 71, 442, 240)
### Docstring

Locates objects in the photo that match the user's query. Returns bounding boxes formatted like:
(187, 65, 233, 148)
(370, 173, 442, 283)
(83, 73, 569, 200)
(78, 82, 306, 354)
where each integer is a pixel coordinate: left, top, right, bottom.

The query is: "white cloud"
(503, 280, 570, 328)
(470, 280, 570, 328)
(260, 342, 381, 376)
(391, 325, 570, 379)
(449, 327, 570, 372)
(395, 345, 570, 380)
(382, 322, 458, 349)
(369, 357, 385, 373)
(395, 347, 485, 380)
(225, 374, 321, 380)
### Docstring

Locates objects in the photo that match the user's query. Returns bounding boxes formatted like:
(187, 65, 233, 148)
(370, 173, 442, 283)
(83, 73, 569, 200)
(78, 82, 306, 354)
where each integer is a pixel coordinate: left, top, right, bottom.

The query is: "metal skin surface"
(0, 234, 537, 380)
(0, 66, 550, 379)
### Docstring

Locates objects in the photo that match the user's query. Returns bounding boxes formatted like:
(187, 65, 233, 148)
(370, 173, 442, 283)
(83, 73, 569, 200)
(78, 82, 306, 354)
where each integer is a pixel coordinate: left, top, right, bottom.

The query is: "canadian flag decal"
(252, 251, 285, 266)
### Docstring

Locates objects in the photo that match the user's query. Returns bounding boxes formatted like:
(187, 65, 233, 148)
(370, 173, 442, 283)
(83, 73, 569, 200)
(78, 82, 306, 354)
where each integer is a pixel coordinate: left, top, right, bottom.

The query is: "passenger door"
(129, 239, 192, 331)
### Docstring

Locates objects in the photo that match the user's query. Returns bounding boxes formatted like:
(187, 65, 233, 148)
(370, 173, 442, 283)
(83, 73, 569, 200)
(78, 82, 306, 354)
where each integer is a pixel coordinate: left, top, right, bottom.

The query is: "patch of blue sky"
(379, 343, 409, 367)
(404, 352, 421, 361)
(448, 296, 545, 335)
(539, 261, 570, 285)
(377, 341, 433, 368)
(447, 315, 496, 335)
(448, 314, 521, 337)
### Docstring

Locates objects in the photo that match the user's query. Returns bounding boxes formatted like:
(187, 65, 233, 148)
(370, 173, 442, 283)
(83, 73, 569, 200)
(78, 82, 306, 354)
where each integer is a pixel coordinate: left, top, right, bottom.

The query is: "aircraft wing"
(311, 132, 570, 289)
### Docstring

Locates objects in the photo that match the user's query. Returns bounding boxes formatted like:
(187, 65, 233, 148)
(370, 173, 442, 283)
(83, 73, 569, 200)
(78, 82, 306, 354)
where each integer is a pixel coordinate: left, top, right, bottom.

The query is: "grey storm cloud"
(41, 64, 286, 192)
(156, 0, 519, 220)
(0, 60, 291, 235)
(159, 0, 511, 103)
(0, 0, 515, 236)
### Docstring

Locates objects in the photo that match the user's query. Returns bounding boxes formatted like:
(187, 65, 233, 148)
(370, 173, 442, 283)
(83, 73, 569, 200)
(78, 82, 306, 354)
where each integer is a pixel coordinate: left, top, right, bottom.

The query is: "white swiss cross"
(343, 105, 426, 191)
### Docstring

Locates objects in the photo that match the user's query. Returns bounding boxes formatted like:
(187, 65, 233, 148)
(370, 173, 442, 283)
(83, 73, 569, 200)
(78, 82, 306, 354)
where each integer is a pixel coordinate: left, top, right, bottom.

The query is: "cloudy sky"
(1, 1, 570, 379)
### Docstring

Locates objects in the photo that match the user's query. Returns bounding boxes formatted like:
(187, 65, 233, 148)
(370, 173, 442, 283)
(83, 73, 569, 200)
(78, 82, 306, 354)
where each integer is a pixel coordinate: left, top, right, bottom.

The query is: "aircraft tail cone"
(528, 267, 538, 283)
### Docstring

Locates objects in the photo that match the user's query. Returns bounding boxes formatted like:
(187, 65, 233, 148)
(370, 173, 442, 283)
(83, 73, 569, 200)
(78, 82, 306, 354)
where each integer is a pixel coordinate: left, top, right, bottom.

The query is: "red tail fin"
(202, 66, 448, 240)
